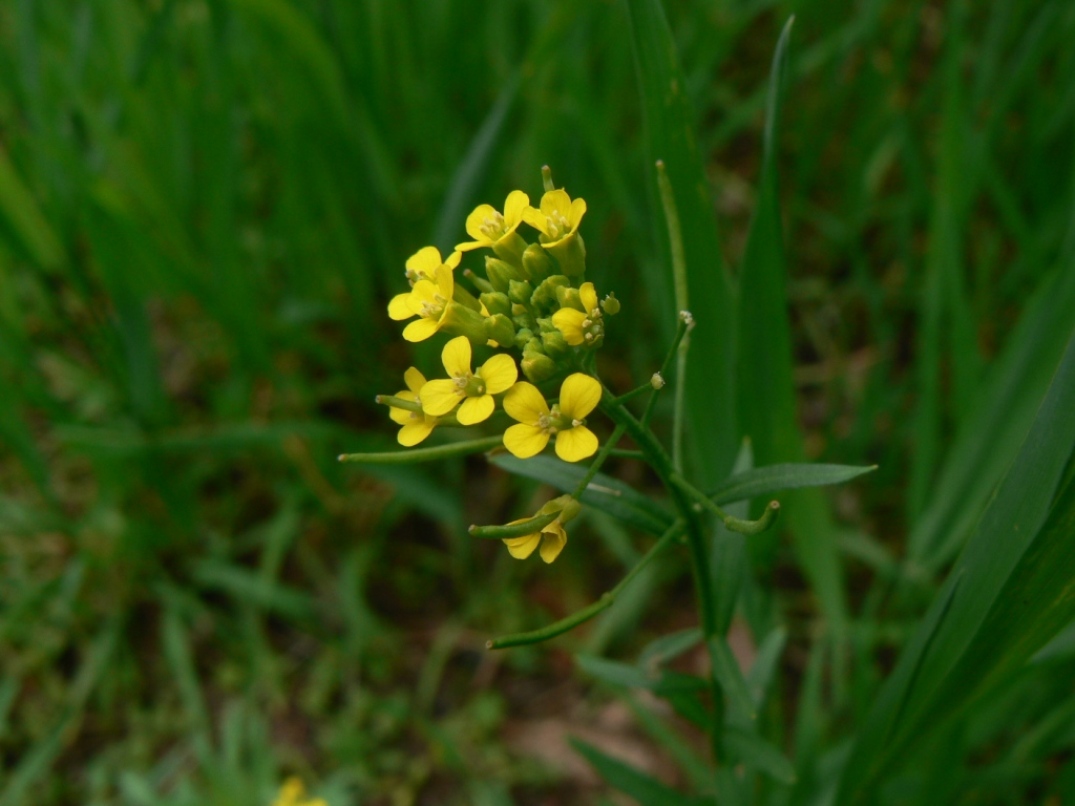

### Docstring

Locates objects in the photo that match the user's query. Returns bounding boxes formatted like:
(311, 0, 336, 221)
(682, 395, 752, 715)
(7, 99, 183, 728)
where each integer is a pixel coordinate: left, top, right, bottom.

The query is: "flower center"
(479, 211, 506, 241)
(545, 209, 571, 241)
(581, 307, 604, 345)
(419, 294, 447, 320)
(538, 404, 577, 434)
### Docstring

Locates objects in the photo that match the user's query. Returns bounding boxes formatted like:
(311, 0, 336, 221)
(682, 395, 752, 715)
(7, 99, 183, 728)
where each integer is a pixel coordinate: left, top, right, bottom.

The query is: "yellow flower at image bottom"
(271, 777, 327, 806)
(503, 373, 601, 462)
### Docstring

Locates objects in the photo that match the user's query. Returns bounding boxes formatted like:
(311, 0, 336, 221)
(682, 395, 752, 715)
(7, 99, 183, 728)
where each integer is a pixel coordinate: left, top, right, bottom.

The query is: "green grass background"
(1, 0, 1074, 803)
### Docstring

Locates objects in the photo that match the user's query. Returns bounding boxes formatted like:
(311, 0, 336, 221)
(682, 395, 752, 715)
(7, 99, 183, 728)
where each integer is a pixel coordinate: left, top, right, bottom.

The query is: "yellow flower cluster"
(378, 177, 621, 561)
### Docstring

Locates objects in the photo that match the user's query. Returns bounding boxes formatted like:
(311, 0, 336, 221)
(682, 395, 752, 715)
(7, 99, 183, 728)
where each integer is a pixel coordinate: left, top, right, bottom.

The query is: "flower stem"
(488, 518, 685, 649)
(338, 435, 503, 464)
(599, 386, 725, 762)
(669, 472, 782, 535)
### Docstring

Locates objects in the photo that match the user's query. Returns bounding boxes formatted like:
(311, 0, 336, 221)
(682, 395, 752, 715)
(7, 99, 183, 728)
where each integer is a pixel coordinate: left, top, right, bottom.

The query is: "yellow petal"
(457, 394, 494, 425)
(559, 373, 601, 419)
(465, 204, 498, 243)
(555, 425, 598, 462)
(441, 335, 472, 378)
(521, 206, 549, 236)
(503, 382, 549, 424)
(403, 367, 426, 394)
(502, 532, 541, 559)
(539, 522, 567, 563)
(406, 278, 438, 313)
(579, 282, 598, 312)
(388, 292, 415, 320)
(420, 379, 463, 416)
(403, 317, 439, 342)
(552, 308, 586, 346)
(478, 353, 518, 394)
(503, 190, 529, 227)
(388, 388, 418, 424)
(568, 197, 587, 229)
(504, 423, 549, 458)
(541, 188, 571, 217)
(444, 251, 462, 270)
(398, 418, 435, 446)
(435, 264, 454, 297)
(406, 246, 443, 279)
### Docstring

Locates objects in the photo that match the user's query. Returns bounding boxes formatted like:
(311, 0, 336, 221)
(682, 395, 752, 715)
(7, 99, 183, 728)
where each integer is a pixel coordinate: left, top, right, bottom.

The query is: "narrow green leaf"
(734, 17, 847, 634)
(709, 463, 877, 506)
(724, 726, 797, 785)
(709, 636, 756, 723)
(0, 146, 63, 269)
(625, 0, 737, 487)
(576, 654, 653, 689)
(571, 738, 714, 806)
(489, 453, 674, 536)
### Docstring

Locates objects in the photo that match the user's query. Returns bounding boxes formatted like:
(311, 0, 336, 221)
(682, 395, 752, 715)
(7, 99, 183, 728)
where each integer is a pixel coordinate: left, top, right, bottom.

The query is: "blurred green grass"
(1, 0, 1074, 803)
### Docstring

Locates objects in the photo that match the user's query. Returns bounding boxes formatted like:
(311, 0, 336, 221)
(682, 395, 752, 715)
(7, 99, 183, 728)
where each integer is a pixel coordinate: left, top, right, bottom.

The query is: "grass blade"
(625, 0, 738, 486)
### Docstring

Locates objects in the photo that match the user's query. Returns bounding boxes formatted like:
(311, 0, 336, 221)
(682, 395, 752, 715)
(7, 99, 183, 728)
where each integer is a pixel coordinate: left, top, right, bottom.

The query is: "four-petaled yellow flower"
(552, 281, 603, 347)
(420, 336, 518, 424)
(523, 189, 586, 245)
(389, 367, 440, 446)
(388, 248, 460, 320)
(271, 776, 327, 806)
(390, 264, 456, 342)
(503, 373, 601, 462)
(456, 191, 530, 264)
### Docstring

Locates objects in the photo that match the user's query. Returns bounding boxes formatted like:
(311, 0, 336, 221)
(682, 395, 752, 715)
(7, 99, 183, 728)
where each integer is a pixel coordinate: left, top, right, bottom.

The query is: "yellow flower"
(392, 264, 455, 342)
(388, 247, 460, 319)
(502, 495, 581, 564)
(420, 336, 518, 425)
(456, 191, 530, 264)
(503, 373, 601, 462)
(551, 281, 604, 347)
(523, 189, 587, 246)
(271, 776, 327, 806)
(389, 367, 440, 446)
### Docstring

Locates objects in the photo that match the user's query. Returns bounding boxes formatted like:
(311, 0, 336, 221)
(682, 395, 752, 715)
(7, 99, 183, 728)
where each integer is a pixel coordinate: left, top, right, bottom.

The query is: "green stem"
(599, 386, 724, 761)
(375, 395, 422, 412)
(670, 473, 782, 535)
(641, 313, 692, 429)
(612, 382, 658, 406)
(656, 162, 691, 471)
(607, 449, 645, 460)
(469, 510, 560, 540)
(488, 519, 685, 649)
(338, 435, 503, 465)
(571, 423, 627, 499)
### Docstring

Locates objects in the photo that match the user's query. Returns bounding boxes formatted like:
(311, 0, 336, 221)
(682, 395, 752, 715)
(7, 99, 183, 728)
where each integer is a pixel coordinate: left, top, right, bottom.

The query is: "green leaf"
(724, 726, 797, 785)
(625, 0, 738, 487)
(571, 738, 714, 806)
(734, 16, 848, 634)
(837, 327, 1075, 804)
(709, 463, 878, 506)
(709, 636, 757, 723)
(489, 454, 674, 536)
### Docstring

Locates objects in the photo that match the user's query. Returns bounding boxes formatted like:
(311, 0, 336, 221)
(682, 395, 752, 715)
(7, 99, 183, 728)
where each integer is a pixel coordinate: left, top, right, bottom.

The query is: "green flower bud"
(601, 292, 621, 315)
(508, 280, 534, 306)
(530, 275, 571, 311)
(541, 328, 569, 358)
(484, 313, 516, 348)
(479, 291, 512, 318)
(555, 286, 583, 312)
(486, 257, 521, 292)
(545, 231, 586, 277)
(513, 327, 534, 351)
(521, 351, 557, 383)
(521, 243, 555, 282)
(524, 336, 545, 355)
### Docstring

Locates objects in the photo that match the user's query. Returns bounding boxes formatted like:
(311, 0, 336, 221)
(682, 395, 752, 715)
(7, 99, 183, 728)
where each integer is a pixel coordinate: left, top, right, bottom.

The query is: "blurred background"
(1, 0, 1074, 803)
